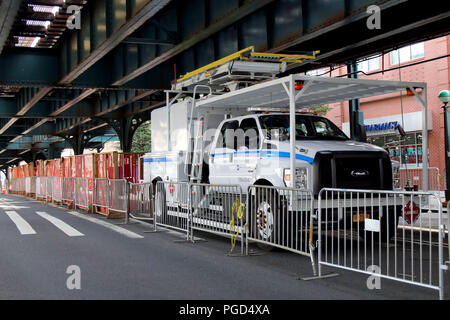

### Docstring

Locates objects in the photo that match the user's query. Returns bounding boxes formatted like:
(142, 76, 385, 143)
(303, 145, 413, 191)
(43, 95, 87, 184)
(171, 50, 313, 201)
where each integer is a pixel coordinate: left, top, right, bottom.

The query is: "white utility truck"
(143, 47, 429, 241)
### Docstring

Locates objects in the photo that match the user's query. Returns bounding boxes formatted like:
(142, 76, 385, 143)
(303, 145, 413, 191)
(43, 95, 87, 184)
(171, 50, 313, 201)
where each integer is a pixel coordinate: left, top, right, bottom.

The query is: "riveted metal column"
(347, 60, 365, 142)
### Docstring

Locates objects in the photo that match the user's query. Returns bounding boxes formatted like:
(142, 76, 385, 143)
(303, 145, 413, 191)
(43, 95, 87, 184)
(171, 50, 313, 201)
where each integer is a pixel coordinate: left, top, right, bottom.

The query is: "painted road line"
(5, 211, 36, 235)
(36, 212, 84, 237)
(0, 199, 29, 210)
(68, 211, 144, 239)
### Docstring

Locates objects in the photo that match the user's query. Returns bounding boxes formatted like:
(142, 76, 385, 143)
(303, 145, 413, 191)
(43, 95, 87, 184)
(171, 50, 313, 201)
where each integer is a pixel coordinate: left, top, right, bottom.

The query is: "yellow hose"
(230, 199, 245, 254)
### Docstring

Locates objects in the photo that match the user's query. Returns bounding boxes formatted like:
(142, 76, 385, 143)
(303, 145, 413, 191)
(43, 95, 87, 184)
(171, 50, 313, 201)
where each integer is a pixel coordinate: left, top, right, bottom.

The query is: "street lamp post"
(439, 90, 450, 201)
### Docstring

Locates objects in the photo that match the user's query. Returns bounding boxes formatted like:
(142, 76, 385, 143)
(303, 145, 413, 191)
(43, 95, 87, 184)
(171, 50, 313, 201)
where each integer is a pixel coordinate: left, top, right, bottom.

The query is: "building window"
(367, 132, 423, 167)
(390, 42, 424, 65)
(357, 56, 380, 72)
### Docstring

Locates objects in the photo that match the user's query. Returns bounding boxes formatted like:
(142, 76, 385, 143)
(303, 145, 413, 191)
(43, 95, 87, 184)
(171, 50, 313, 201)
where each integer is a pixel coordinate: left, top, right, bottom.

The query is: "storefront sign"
(365, 121, 398, 132)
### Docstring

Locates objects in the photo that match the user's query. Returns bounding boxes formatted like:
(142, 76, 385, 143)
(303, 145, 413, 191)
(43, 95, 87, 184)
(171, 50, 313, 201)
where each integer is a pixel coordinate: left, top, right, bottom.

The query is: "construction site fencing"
(317, 188, 445, 299)
(154, 181, 190, 239)
(247, 185, 315, 258)
(128, 182, 153, 221)
(190, 183, 245, 254)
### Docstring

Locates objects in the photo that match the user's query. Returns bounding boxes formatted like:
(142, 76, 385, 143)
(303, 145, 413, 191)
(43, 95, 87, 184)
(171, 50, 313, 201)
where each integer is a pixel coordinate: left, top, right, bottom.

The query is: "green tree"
(308, 104, 332, 116)
(131, 121, 151, 153)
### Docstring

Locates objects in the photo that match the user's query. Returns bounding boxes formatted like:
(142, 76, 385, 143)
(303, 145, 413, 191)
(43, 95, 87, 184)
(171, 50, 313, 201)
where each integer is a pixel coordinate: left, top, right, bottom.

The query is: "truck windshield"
(259, 115, 349, 141)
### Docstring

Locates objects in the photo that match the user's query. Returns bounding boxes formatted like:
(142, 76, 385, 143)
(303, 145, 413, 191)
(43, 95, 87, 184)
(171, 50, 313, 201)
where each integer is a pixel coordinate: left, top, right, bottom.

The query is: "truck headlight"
(284, 168, 308, 189)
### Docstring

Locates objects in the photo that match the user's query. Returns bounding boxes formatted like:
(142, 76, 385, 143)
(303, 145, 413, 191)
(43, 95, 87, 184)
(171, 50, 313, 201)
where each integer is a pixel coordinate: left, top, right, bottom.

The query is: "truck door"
(209, 120, 239, 185)
(234, 117, 261, 189)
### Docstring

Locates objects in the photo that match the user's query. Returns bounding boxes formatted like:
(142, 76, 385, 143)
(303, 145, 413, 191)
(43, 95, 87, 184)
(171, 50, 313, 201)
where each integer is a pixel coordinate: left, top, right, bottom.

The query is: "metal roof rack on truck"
(171, 46, 319, 93)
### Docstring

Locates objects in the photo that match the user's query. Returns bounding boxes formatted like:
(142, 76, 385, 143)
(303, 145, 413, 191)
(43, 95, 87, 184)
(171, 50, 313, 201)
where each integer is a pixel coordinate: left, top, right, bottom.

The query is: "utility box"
(144, 99, 223, 184)
(151, 101, 191, 153)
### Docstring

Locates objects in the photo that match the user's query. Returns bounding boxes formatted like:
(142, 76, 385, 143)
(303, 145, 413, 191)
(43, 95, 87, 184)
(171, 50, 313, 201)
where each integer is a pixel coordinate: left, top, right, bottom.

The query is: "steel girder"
(0, 0, 21, 55)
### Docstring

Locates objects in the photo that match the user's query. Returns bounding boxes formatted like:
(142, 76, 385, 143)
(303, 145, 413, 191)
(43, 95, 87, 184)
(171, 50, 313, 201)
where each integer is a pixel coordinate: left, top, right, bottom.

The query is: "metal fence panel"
(36, 177, 47, 200)
(129, 182, 153, 221)
(25, 177, 36, 195)
(109, 179, 128, 213)
(317, 188, 445, 299)
(51, 177, 63, 203)
(46, 177, 53, 202)
(62, 177, 75, 205)
(75, 178, 89, 210)
(191, 183, 244, 253)
(155, 181, 190, 238)
(247, 185, 314, 257)
(12, 177, 26, 195)
(93, 178, 109, 210)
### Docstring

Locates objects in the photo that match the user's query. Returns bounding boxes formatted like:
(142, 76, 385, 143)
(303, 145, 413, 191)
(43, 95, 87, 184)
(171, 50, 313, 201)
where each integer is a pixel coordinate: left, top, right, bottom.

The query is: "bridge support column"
(107, 114, 149, 153)
(347, 61, 366, 142)
(63, 132, 95, 155)
(48, 146, 63, 160)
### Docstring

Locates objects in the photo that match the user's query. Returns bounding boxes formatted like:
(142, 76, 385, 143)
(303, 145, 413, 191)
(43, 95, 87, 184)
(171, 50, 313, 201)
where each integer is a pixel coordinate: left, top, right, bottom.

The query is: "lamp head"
(438, 90, 450, 104)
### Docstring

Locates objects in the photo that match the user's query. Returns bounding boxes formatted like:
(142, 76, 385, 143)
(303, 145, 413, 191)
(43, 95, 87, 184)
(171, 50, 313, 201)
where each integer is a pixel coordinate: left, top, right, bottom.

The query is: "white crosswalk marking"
(5, 211, 36, 235)
(68, 211, 144, 239)
(35, 212, 84, 237)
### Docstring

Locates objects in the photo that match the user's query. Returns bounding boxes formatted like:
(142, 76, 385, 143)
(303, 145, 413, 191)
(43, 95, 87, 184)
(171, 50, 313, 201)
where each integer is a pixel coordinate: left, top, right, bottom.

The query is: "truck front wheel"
(249, 187, 284, 251)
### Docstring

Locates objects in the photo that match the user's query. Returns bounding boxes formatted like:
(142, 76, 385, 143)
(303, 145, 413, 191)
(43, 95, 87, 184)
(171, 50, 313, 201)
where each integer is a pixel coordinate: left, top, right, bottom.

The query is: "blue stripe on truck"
(210, 151, 314, 165)
(144, 157, 177, 163)
(145, 152, 315, 165)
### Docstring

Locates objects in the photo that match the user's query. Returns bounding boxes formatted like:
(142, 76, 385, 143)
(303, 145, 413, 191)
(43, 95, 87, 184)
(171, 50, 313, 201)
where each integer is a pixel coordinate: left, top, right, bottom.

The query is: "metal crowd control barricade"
(93, 178, 110, 215)
(154, 181, 191, 240)
(25, 177, 36, 197)
(128, 182, 153, 222)
(190, 183, 245, 254)
(14, 177, 26, 195)
(62, 177, 76, 208)
(75, 177, 89, 211)
(10, 178, 16, 194)
(317, 188, 446, 300)
(108, 179, 128, 218)
(51, 177, 63, 204)
(46, 177, 53, 203)
(247, 185, 315, 259)
(31, 177, 36, 196)
(35, 177, 47, 201)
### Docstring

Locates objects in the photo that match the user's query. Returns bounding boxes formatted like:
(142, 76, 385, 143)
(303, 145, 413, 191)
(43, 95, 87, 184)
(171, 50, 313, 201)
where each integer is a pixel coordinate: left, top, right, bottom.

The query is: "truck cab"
(209, 113, 393, 196)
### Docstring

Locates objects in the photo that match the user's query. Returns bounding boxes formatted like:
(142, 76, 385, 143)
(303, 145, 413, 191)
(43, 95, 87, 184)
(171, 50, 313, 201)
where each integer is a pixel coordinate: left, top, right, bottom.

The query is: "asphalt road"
(0, 194, 446, 300)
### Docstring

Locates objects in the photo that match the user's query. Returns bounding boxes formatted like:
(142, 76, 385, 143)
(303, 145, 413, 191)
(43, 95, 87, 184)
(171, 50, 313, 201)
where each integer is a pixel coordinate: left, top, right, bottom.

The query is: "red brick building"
(315, 36, 450, 189)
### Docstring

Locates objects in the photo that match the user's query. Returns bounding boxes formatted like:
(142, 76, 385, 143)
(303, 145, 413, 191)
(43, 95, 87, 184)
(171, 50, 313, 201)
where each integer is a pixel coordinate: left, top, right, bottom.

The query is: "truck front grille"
(313, 151, 392, 195)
